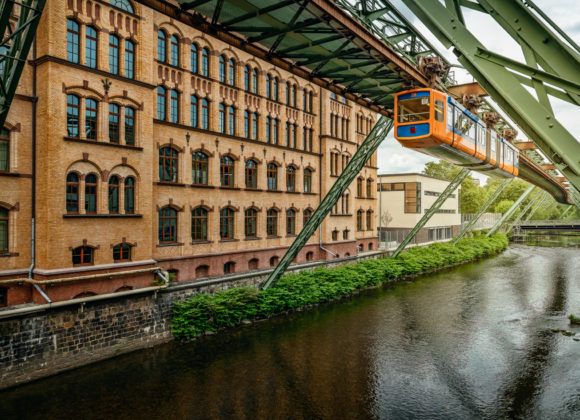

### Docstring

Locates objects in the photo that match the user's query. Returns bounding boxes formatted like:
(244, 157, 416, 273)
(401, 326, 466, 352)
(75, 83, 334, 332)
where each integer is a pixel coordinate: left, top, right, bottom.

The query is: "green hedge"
(171, 234, 508, 339)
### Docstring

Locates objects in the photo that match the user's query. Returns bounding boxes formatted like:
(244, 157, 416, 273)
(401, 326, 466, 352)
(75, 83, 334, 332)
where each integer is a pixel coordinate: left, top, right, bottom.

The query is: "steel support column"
(560, 206, 573, 219)
(453, 178, 513, 243)
(506, 192, 546, 234)
(261, 117, 394, 290)
(486, 185, 536, 236)
(526, 195, 551, 221)
(392, 168, 470, 258)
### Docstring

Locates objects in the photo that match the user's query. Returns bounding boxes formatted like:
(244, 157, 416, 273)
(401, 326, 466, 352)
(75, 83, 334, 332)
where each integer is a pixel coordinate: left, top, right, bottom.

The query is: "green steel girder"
(453, 178, 513, 243)
(392, 168, 470, 257)
(486, 185, 536, 236)
(526, 194, 551, 222)
(0, 0, 47, 127)
(560, 206, 573, 219)
(401, 0, 580, 205)
(506, 191, 545, 234)
(261, 117, 394, 290)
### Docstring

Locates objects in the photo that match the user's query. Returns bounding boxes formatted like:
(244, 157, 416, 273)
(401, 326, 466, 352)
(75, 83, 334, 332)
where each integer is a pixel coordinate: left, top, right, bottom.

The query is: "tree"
(494, 200, 514, 214)
(380, 209, 393, 227)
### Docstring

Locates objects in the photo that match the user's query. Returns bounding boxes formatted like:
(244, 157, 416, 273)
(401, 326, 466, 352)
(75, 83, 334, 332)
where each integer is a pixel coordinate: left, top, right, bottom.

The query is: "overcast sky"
(376, 0, 580, 184)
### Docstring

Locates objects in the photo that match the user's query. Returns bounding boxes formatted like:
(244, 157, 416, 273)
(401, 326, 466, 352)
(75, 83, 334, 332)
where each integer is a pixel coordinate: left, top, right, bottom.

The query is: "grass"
(171, 234, 509, 339)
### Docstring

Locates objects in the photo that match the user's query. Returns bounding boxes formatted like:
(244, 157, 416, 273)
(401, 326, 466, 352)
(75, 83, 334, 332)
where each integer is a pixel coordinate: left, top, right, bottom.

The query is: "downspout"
(318, 86, 336, 258)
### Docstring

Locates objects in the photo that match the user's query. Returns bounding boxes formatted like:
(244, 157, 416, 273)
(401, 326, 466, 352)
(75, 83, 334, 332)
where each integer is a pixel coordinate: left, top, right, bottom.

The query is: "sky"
(375, 0, 580, 185)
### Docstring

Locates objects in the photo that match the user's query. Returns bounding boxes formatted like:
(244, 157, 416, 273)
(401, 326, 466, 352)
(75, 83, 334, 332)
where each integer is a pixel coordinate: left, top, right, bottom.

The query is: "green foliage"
(494, 199, 515, 214)
(172, 235, 509, 340)
(569, 314, 580, 325)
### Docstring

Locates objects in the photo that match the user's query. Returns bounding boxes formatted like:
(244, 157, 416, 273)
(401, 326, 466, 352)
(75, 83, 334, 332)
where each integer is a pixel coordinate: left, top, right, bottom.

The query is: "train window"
(397, 95, 430, 123)
(434, 100, 444, 122)
(468, 120, 476, 141)
(477, 125, 485, 147)
(447, 104, 453, 128)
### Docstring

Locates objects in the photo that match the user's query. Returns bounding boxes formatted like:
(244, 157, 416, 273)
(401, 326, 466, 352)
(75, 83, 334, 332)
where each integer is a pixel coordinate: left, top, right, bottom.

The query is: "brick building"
(0, 0, 378, 307)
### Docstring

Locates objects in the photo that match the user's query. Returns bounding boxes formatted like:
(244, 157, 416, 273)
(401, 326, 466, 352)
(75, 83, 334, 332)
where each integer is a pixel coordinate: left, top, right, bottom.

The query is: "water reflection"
(1, 246, 579, 420)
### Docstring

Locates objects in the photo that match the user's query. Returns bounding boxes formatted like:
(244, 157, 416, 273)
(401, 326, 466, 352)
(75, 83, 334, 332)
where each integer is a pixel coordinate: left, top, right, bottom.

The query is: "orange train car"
(394, 88, 519, 178)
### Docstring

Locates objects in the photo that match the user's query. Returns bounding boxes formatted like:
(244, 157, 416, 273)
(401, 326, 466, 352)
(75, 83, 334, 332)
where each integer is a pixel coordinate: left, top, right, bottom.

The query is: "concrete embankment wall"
(0, 252, 383, 390)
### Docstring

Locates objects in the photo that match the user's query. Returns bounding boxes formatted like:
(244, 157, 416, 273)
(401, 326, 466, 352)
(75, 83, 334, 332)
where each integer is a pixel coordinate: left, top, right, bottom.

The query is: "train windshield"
(397, 96, 430, 123)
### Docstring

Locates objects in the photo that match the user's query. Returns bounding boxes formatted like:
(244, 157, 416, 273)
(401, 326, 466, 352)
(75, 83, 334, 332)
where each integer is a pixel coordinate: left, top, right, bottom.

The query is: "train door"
(485, 126, 492, 164)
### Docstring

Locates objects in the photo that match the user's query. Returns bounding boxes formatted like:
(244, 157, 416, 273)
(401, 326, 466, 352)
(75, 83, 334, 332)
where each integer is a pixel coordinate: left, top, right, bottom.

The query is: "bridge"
(1, 0, 578, 289)
(514, 220, 580, 231)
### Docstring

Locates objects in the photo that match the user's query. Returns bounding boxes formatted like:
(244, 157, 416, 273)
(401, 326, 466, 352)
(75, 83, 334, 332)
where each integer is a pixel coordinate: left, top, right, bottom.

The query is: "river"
(1, 245, 579, 419)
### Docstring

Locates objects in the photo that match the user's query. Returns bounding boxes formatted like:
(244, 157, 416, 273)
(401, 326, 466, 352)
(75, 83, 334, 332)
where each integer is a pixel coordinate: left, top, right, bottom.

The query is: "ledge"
(191, 240, 213, 245)
(219, 186, 241, 190)
(63, 214, 143, 219)
(219, 239, 239, 243)
(155, 181, 187, 187)
(0, 253, 19, 258)
(64, 137, 143, 151)
(0, 172, 32, 178)
(156, 242, 184, 248)
(244, 237, 261, 241)
(191, 184, 215, 189)
(267, 236, 281, 239)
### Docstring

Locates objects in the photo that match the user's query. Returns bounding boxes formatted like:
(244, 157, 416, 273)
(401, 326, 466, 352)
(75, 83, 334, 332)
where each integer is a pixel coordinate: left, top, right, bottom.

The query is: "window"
(332, 230, 338, 241)
(125, 40, 135, 79)
(434, 99, 444, 122)
(306, 251, 313, 261)
(272, 119, 278, 144)
(201, 48, 209, 77)
(343, 229, 349, 240)
(404, 182, 421, 213)
(0, 207, 8, 253)
(72, 246, 93, 265)
(124, 177, 135, 214)
(157, 30, 166, 62)
(220, 208, 234, 239)
(109, 104, 120, 143)
(302, 127, 307, 150)
(244, 65, 250, 91)
(245, 208, 257, 238)
(159, 207, 178, 243)
(285, 122, 290, 147)
(191, 44, 198, 73)
(228, 106, 235, 135)
(248, 258, 259, 270)
(397, 93, 431, 123)
(291, 124, 296, 148)
(67, 19, 80, 63)
(252, 69, 258, 94)
(109, 35, 119, 74)
(266, 74, 271, 99)
(267, 163, 277, 190)
(201, 99, 209, 129)
(273, 77, 279, 101)
(192, 207, 208, 241)
(366, 210, 372, 230)
(286, 166, 296, 192)
(219, 103, 226, 133)
(303, 90, 307, 111)
(159, 147, 178, 182)
(220, 156, 234, 187)
(125, 107, 135, 145)
(85, 99, 98, 140)
(219, 55, 226, 83)
(270, 256, 279, 267)
(266, 117, 271, 143)
(85, 26, 98, 68)
(190, 95, 198, 127)
(157, 86, 166, 120)
(0, 129, 8, 171)
(357, 210, 363, 231)
(196, 265, 209, 278)
(285, 82, 290, 105)
(304, 169, 312, 193)
(286, 209, 296, 235)
(366, 179, 372, 198)
(170, 35, 179, 66)
(192, 151, 208, 185)
(110, 0, 134, 13)
(66, 173, 79, 213)
(108, 175, 120, 213)
(303, 208, 312, 225)
(67, 94, 80, 137)
(85, 174, 98, 214)
(267, 209, 278, 236)
(245, 159, 257, 189)
(224, 261, 235, 274)
(244, 110, 250, 138)
(228, 58, 236, 86)
(357, 178, 363, 197)
(113, 243, 132, 262)
(252, 113, 258, 140)
(292, 85, 297, 107)
(170, 90, 179, 123)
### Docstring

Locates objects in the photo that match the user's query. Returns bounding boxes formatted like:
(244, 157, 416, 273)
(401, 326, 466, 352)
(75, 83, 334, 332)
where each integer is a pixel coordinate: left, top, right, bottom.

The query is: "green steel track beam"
(486, 185, 536, 236)
(0, 0, 47, 127)
(453, 178, 513, 243)
(261, 117, 394, 290)
(506, 192, 545, 234)
(392, 168, 470, 258)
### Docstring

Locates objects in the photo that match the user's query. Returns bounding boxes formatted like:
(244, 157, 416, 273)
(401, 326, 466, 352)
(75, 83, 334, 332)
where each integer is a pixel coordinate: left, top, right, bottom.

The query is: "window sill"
(286, 235, 297, 238)
(267, 189, 283, 193)
(156, 242, 184, 247)
(244, 188, 262, 191)
(0, 252, 19, 258)
(73, 263, 94, 267)
(191, 184, 215, 189)
(286, 190, 300, 194)
(219, 239, 239, 243)
(303, 192, 317, 195)
(0, 172, 32, 178)
(191, 240, 213, 245)
(64, 137, 143, 150)
(267, 236, 281, 239)
(156, 182, 187, 187)
(219, 186, 241, 190)
(244, 237, 261, 241)
(63, 214, 143, 218)
(329, 214, 353, 217)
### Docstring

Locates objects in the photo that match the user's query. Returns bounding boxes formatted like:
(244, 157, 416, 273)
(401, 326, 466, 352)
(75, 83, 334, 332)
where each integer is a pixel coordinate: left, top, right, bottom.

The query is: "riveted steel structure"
(506, 191, 546, 234)
(487, 185, 536, 236)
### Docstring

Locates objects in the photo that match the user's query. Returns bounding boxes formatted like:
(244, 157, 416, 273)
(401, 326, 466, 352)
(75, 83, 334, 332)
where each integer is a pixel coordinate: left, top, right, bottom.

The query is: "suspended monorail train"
(394, 88, 519, 178)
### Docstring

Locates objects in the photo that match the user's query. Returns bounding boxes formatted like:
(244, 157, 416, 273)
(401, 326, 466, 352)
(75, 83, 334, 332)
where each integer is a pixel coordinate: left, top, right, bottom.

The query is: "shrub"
(172, 234, 509, 339)
(569, 314, 580, 325)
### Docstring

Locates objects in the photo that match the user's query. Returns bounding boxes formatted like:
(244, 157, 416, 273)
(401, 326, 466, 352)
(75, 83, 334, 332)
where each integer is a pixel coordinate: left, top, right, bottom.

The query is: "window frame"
(109, 34, 120, 75)
(220, 208, 235, 239)
(84, 173, 98, 214)
(67, 19, 80, 64)
(245, 159, 257, 189)
(244, 208, 257, 238)
(220, 155, 235, 187)
(158, 206, 178, 243)
(192, 207, 208, 241)
(72, 246, 94, 266)
(266, 209, 278, 236)
(192, 151, 208, 185)
(113, 243, 132, 262)
(159, 147, 179, 183)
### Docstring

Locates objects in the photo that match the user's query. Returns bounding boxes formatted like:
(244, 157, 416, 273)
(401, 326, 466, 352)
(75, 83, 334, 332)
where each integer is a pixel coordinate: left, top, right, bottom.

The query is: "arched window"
(219, 103, 226, 133)
(125, 40, 135, 79)
(245, 159, 257, 189)
(273, 77, 279, 101)
(304, 168, 312, 193)
(157, 86, 166, 120)
(303, 90, 307, 111)
(244, 110, 250, 138)
(219, 55, 226, 83)
(201, 47, 209, 76)
(125, 107, 135, 145)
(157, 30, 167, 62)
(252, 113, 258, 140)
(85, 98, 98, 140)
(85, 26, 98, 69)
(220, 155, 234, 187)
(0, 128, 8, 171)
(67, 19, 80, 63)
(159, 147, 178, 182)
(244, 65, 250, 91)
(192, 151, 208, 185)
(66, 94, 80, 137)
(109, 34, 120, 74)
(170, 90, 179, 123)
(357, 178, 364, 197)
(191, 43, 198, 73)
(272, 118, 278, 144)
(244, 208, 257, 238)
(267, 163, 277, 191)
(159, 206, 178, 243)
(366, 179, 372, 198)
(285, 82, 290, 105)
(286, 166, 296, 192)
(190, 95, 198, 127)
(265, 117, 271, 143)
(224, 261, 235, 274)
(252, 68, 258, 94)
(306, 251, 313, 261)
(113, 243, 132, 262)
(228, 106, 235, 135)
(108, 175, 120, 213)
(195, 265, 209, 278)
(303, 208, 312, 226)
(110, 0, 134, 13)
(366, 210, 372, 230)
(201, 98, 209, 129)
(124, 177, 135, 214)
(109, 103, 120, 143)
(357, 210, 363, 231)
(270, 256, 279, 267)
(266, 74, 271, 99)
(248, 258, 259, 270)
(0, 207, 8, 253)
(192, 207, 208, 241)
(85, 173, 98, 214)
(72, 246, 94, 265)
(170, 35, 179, 66)
(228, 58, 236, 86)
(66, 173, 79, 213)
(220, 208, 234, 239)
(292, 84, 297, 107)
(286, 209, 296, 235)
(267, 209, 278, 236)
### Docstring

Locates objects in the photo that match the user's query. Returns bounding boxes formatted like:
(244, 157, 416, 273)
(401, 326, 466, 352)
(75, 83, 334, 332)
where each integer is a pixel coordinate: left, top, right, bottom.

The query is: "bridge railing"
(461, 213, 501, 231)
(514, 220, 580, 226)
